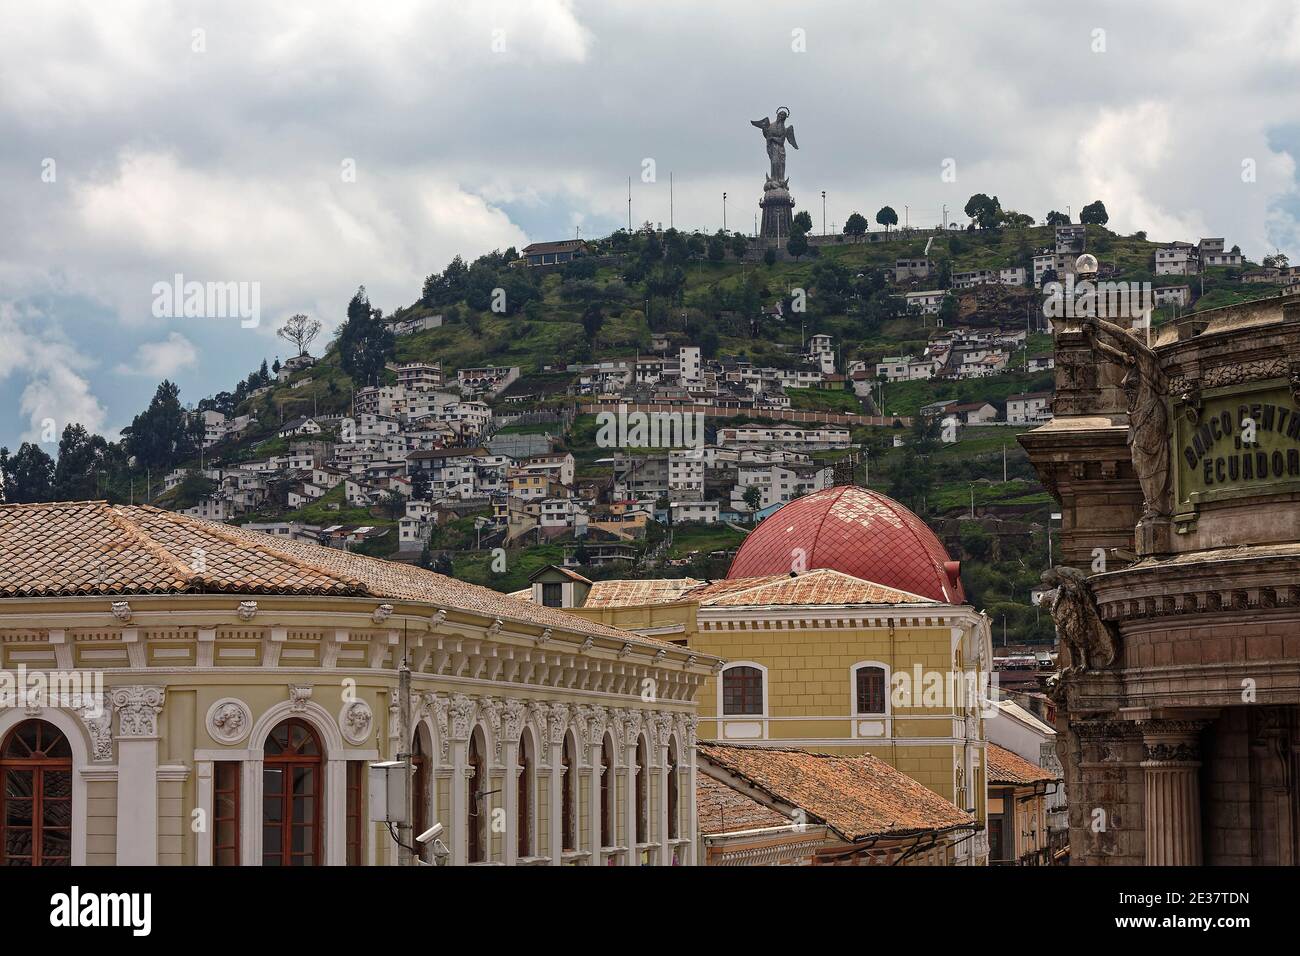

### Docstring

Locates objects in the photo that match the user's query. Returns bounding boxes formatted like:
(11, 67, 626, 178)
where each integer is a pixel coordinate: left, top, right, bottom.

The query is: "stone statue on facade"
(1083, 316, 1170, 518)
(1042, 566, 1119, 672)
(751, 108, 798, 188)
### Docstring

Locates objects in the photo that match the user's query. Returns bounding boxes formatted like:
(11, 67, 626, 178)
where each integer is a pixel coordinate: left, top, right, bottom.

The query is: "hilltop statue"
(751, 108, 799, 188)
(752, 107, 799, 240)
(1042, 566, 1119, 673)
(1083, 315, 1171, 519)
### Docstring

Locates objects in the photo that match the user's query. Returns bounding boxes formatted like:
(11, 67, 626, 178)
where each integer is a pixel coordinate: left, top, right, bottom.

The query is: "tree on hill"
(742, 485, 762, 512)
(787, 230, 809, 259)
(707, 234, 726, 261)
(122, 380, 200, 473)
(1264, 252, 1290, 270)
(1000, 209, 1034, 228)
(964, 193, 1002, 230)
(763, 247, 777, 267)
(581, 303, 605, 341)
(1079, 200, 1109, 226)
(0, 442, 55, 503)
(844, 212, 868, 238)
(730, 232, 749, 259)
(276, 313, 322, 356)
(793, 210, 813, 234)
(1045, 210, 1070, 226)
(53, 423, 112, 501)
(336, 286, 395, 387)
(875, 206, 898, 233)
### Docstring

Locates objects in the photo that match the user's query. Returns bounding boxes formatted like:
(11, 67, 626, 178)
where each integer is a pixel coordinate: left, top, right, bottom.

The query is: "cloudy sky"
(3, 0, 1300, 451)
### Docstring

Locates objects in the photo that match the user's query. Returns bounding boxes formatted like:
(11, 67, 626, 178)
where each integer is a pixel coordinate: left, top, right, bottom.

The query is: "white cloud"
(0, 304, 108, 444)
(117, 332, 198, 378)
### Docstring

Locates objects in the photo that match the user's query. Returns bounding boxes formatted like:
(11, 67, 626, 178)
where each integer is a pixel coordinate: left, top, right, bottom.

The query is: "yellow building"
(0, 501, 717, 866)
(516, 486, 996, 864)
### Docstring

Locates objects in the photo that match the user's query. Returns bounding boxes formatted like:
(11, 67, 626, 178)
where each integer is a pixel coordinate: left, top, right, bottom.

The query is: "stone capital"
(110, 685, 166, 738)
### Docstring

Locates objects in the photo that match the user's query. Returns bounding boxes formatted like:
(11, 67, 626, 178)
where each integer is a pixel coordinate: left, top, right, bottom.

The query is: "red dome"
(727, 486, 964, 603)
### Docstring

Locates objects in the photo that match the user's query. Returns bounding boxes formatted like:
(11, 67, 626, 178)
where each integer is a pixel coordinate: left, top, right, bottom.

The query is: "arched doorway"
(0, 720, 72, 866)
(263, 718, 322, 866)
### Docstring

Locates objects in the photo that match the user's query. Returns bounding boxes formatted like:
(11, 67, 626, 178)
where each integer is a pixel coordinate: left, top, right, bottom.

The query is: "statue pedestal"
(1136, 515, 1173, 556)
(760, 186, 794, 242)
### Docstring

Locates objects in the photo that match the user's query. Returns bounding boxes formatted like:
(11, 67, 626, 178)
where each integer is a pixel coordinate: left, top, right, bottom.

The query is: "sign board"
(1174, 380, 1300, 514)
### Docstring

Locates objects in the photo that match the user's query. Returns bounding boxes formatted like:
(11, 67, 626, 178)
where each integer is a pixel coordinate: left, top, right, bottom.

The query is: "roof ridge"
(128, 506, 369, 594)
(103, 503, 201, 590)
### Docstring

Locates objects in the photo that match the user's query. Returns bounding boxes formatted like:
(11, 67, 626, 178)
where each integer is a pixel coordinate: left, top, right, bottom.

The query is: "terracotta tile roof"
(0, 501, 681, 648)
(691, 569, 936, 607)
(698, 743, 974, 842)
(696, 773, 791, 835)
(537, 569, 937, 610)
(986, 743, 1058, 786)
(577, 578, 706, 608)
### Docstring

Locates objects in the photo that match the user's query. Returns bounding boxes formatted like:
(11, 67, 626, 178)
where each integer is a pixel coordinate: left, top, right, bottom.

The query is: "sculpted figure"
(1042, 566, 1119, 672)
(1084, 316, 1170, 518)
(751, 108, 798, 187)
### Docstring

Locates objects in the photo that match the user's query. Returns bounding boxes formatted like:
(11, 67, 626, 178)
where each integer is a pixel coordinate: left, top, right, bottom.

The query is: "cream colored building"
(516, 486, 997, 865)
(0, 501, 716, 866)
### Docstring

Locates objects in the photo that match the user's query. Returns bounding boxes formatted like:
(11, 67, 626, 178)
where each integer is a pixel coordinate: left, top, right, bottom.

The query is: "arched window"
(0, 720, 72, 866)
(262, 718, 322, 866)
(721, 664, 765, 716)
(634, 735, 648, 845)
(517, 732, 533, 859)
(666, 740, 679, 841)
(412, 730, 428, 863)
(599, 734, 615, 848)
(467, 728, 486, 863)
(853, 664, 888, 715)
(561, 732, 577, 852)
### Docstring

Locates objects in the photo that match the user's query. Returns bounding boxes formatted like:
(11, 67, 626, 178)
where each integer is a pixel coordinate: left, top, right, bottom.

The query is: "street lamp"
(722, 192, 727, 232)
(821, 190, 827, 236)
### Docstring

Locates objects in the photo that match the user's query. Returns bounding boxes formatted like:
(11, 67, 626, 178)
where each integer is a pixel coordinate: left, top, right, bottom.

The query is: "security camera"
(416, 821, 444, 844)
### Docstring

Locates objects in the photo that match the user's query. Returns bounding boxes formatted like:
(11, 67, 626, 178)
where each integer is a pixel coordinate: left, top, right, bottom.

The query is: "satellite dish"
(1075, 253, 1098, 274)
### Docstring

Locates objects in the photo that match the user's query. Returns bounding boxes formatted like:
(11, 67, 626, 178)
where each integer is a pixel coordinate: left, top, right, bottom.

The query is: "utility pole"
(722, 192, 727, 232)
(669, 172, 674, 230)
(627, 177, 632, 232)
(942, 203, 948, 229)
(905, 204, 909, 229)
(821, 190, 827, 236)
(1002, 443, 1007, 482)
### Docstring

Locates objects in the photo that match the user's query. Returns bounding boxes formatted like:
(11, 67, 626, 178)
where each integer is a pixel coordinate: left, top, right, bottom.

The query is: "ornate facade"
(1022, 296, 1300, 864)
(0, 502, 716, 865)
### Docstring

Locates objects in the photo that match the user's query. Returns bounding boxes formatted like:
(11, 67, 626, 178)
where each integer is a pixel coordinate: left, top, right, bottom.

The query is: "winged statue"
(751, 107, 798, 188)
(1041, 566, 1119, 672)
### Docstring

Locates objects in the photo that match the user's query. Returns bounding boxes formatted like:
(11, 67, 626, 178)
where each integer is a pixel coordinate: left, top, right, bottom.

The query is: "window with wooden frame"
(411, 732, 428, 864)
(213, 761, 240, 866)
(541, 582, 563, 608)
(517, 734, 533, 858)
(634, 736, 648, 845)
(561, 733, 576, 852)
(721, 665, 764, 716)
(0, 720, 72, 866)
(854, 665, 887, 715)
(262, 718, 322, 866)
(666, 741, 679, 841)
(599, 734, 614, 848)
(345, 760, 365, 866)
(467, 730, 486, 863)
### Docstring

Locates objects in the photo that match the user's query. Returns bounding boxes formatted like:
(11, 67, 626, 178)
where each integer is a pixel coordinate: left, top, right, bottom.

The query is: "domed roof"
(727, 486, 964, 603)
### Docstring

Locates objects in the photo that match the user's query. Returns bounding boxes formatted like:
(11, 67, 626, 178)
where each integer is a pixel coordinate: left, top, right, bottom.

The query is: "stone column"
(583, 706, 608, 865)
(111, 685, 166, 865)
(447, 694, 475, 867)
(655, 714, 672, 867)
(543, 703, 569, 866)
(1139, 718, 1211, 866)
